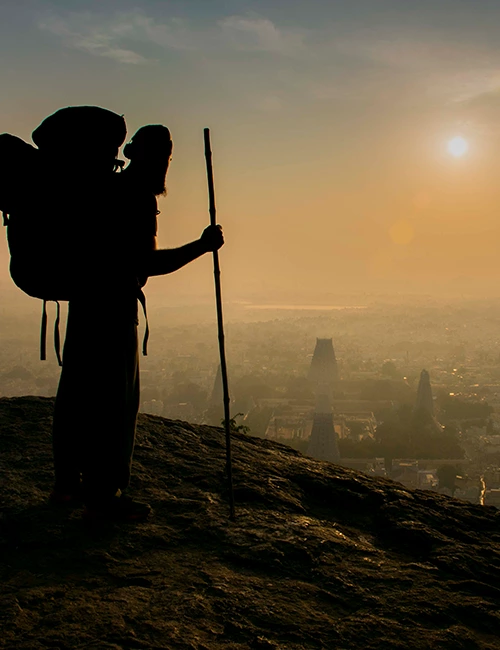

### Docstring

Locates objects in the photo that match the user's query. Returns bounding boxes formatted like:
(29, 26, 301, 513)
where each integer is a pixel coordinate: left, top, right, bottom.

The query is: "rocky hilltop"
(1, 396, 500, 650)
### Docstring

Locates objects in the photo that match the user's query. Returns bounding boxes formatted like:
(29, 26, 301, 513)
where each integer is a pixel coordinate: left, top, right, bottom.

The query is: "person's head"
(123, 125, 172, 195)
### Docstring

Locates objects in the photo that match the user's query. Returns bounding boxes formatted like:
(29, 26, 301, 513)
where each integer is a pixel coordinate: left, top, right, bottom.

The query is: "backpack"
(2, 106, 128, 363)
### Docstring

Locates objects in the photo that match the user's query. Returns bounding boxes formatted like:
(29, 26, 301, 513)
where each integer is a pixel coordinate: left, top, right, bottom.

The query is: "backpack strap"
(54, 300, 62, 366)
(137, 288, 149, 356)
(40, 300, 47, 361)
(39, 299, 63, 366)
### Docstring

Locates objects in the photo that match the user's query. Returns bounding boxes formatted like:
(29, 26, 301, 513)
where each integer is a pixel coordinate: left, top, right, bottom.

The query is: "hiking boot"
(82, 493, 151, 523)
(49, 485, 84, 506)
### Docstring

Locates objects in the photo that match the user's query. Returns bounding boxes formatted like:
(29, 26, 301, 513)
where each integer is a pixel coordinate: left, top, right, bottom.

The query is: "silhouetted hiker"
(50, 122, 224, 522)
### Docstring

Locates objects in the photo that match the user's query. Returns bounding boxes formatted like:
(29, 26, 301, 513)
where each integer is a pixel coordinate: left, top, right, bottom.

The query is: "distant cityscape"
(199, 337, 498, 508)
(2, 299, 500, 508)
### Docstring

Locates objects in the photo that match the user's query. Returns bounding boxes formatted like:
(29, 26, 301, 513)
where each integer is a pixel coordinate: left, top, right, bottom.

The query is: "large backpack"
(1, 106, 128, 363)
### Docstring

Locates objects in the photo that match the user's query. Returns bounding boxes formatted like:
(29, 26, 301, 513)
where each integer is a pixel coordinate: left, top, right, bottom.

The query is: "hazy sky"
(3, 0, 500, 303)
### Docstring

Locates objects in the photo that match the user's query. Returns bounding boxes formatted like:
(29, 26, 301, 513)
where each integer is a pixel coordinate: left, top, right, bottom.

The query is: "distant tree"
(222, 413, 250, 434)
(245, 406, 273, 438)
(410, 428, 464, 460)
(373, 406, 398, 423)
(397, 403, 414, 425)
(285, 376, 315, 400)
(438, 395, 493, 421)
(286, 438, 310, 455)
(381, 361, 399, 379)
(360, 379, 412, 403)
(338, 438, 378, 458)
(375, 420, 411, 458)
(375, 411, 465, 461)
(442, 423, 460, 438)
(436, 465, 459, 496)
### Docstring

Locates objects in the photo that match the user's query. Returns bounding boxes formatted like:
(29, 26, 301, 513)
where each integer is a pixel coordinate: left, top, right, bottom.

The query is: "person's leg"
(86, 316, 139, 495)
(51, 302, 85, 496)
(81, 304, 150, 520)
(80, 329, 128, 504)
(51, 299, 117, 502)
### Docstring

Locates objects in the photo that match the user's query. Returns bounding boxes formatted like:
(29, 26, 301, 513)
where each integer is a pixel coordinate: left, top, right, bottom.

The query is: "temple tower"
(203, 365, 224, 426)
(308, 338, 339, 395)
(413, 369, 442, 432)
(210, 364, 223, 406)
(307, 392, 340, 463)
(415, 369, 434, 416)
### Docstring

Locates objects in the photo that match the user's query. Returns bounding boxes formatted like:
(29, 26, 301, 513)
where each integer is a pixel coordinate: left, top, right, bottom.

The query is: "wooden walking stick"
(204, 127, 235, 520)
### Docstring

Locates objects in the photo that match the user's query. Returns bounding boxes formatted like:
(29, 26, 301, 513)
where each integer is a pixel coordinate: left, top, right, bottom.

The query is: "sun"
(447, 136, 468, 157)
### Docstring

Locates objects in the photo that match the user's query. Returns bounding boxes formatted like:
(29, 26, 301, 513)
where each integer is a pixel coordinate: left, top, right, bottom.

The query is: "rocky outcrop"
(1, 397, 500, 649)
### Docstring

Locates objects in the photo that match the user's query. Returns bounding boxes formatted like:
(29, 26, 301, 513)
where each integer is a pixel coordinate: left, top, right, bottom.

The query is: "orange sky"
(3, 1, 500, 304)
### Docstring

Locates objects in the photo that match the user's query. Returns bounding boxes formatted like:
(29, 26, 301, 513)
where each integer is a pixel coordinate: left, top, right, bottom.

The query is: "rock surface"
(1, 396, 500, 649)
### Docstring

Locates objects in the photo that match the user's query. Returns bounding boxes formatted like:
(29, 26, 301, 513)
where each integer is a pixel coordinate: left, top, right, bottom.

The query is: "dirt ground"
(1, 396, 500, 649)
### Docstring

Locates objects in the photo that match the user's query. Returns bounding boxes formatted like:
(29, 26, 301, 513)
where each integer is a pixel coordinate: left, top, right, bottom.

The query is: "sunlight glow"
(448, 136, 468, 157)
(389, 219, 414, 245)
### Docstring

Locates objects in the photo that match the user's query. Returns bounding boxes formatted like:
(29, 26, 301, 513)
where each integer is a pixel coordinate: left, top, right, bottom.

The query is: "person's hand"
(200, 224, 224, 252)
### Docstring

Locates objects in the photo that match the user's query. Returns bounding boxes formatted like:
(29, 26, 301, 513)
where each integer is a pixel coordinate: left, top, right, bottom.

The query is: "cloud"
(333, 26, 493, 74)
(462, 88, 500, 113)
(452, 88, 500, 132)
(109, 13, 197, 51)
(35, 5, 500, 123)
(219, 15, 305, 55)
(329, 27, 500, 108)
(39, 14, 149, 64)
(38, 10, 304, 65)
(38, 11, 197, 64)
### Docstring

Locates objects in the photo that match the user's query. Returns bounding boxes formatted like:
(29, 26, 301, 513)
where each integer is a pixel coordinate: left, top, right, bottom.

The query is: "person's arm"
(146, 224, 224, 277)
